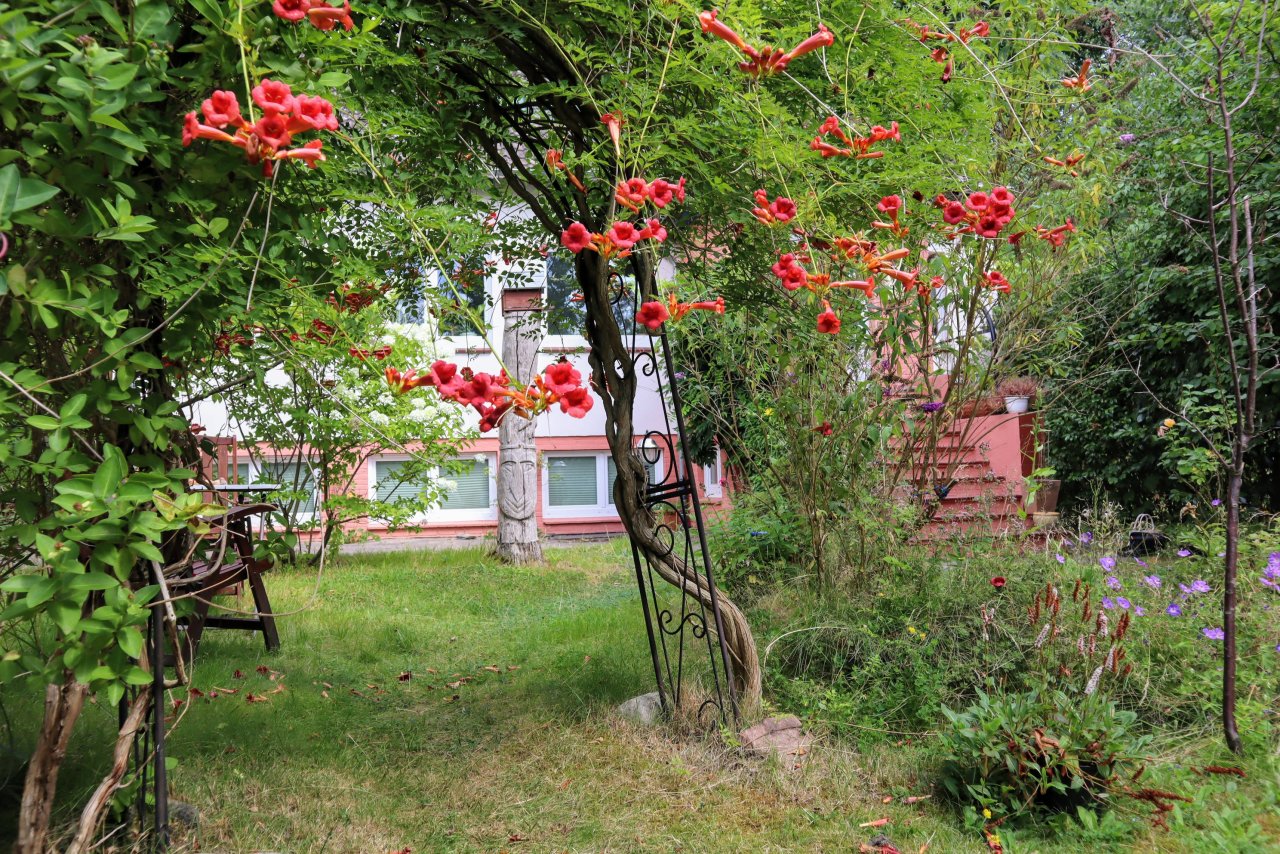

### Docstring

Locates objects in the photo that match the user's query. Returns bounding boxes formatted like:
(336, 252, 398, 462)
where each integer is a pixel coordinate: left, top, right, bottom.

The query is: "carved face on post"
(498, 457, 537, 520)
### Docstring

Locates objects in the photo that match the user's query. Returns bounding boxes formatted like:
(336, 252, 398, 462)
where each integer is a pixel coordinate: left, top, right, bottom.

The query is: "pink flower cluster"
(272, 0, 353, 31)
(385, 359, 594, 433)
(182, 80, 336, 176)
(938, 186, 1017, 239)
(560, 175, 686, 258)
(751, 190, 797, 225)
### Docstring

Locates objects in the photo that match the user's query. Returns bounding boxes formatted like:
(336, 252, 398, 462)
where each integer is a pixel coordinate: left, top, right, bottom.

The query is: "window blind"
(441, 458, 491, 510)
(260, 461, 318, 514)
(547, 456, 598, 507)
(374, 460, 429, 503)
(606, 451, 660, 505)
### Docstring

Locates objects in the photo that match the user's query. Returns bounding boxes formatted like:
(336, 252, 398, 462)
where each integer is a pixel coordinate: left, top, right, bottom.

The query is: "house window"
(236, 459, 320, 519)
(369, 455, 496, 522)
(546, 455, 598, 508)
(440, 457, 492, 510)
(542, 450, 665, 517)
(702, 450, 723, 499)
(544, 254, 586, 337)
(606, 451, 662, 505)
(394, 266, 490, 336)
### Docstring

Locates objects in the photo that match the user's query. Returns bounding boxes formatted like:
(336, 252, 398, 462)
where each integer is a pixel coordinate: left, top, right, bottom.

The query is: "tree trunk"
(496, 291, 545, 564)
(577, 249, 762, 709)
(14, 678, 89, 854)
(65, 690, 152, 854)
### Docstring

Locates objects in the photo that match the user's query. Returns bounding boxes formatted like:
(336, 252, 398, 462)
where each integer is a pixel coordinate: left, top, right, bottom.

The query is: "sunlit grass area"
(3, 542, 1276, 852)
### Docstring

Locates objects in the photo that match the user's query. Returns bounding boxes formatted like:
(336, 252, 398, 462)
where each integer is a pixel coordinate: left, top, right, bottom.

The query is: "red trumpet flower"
(636, 301, 670, 331)
(816, 301, 841, 334)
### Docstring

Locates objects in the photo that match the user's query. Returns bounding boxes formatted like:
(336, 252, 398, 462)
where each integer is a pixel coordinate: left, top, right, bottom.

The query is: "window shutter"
(235, 462, 252, 484)
(548, 456, 598, 507)
(441, 458, 491, 510)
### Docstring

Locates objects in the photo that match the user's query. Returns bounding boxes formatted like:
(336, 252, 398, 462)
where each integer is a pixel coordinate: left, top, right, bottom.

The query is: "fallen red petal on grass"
(398, 671, 412, 681)
(859, 817, 891, 828)
(233, 669, 244, 679)
(903, 795, 932, 804)
(256, 664, 269, 675)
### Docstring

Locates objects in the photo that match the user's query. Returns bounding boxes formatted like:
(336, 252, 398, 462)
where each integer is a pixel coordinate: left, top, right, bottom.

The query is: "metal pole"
(150, 602, 169, 849)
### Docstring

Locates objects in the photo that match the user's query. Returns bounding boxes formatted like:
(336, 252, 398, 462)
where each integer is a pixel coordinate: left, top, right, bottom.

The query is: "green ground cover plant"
(4, 543, 1276, 851)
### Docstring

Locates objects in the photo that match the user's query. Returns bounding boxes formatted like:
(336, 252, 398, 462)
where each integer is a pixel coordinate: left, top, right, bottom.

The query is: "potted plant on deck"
(997, 376, 1037, 414)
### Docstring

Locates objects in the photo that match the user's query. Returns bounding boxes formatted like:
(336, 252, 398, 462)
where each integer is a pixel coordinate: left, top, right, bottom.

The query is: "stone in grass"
(169, 801, 200, 828)
(738, 715, 813, 765)
(616, 691, 664, 725)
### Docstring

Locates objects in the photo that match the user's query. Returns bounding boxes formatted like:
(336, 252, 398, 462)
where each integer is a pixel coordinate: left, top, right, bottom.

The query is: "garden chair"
(170, 502, 281, 659)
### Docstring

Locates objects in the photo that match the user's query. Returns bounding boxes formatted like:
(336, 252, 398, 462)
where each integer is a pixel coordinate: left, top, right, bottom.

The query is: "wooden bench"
(170, 502, 281, 658)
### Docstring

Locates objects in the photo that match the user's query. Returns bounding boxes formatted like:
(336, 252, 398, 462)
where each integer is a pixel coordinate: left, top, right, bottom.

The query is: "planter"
(1030, 479, 1061, 513)
(1004, 395, 1031, 414)
(1032, 511, 1060, 528)
(958, 396, 1004, 418)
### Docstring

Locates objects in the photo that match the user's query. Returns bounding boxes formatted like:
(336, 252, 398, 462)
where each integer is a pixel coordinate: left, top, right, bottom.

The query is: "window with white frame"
(236, 459, 320, 521)
(369, 455, 496, 522)
(394, 265, 490, 337)
(702, 449, 723, 499)
(543, 450, 662, 517)
(607, 451, 662, 505)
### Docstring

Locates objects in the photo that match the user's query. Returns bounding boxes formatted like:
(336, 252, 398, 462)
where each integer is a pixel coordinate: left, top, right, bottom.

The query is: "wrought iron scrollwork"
(612, 274, 738, 726)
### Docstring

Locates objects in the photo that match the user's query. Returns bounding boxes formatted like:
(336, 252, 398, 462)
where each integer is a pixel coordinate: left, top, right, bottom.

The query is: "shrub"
(938, 686, 1148, 823)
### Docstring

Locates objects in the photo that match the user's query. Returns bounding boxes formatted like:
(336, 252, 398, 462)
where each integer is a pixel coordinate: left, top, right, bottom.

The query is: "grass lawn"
(4, 542, 1277, 852)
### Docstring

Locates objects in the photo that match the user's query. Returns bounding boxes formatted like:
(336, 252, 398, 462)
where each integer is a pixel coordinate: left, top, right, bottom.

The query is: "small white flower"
(473, 453, 487, 463)
(1084, 665, 1103, 696)
(368, 411, 390, 426)
(438, 478, 457, 492)
(1034, 624, 1051, 649)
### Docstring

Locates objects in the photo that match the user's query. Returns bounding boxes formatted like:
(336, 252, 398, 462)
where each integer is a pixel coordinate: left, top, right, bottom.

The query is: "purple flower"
(1177, 549, 1192, 558)
(1202, 627, 1225, 640)
(1100, 556, 1117, 571)
(1134, 558, 1148, 567)
(1268, 552, 1280, 571)
(1118, 133, 1136, 143)
(1102, 597, 1116, 609)
(1135, 606, 1146, 616)
(1144, 575, 1162, 589)
(1081, 532, 1094, 545)
(1056, 553, 1066, 564)
(1179, 583, 1193, 596)
(1211, 499, 1222, 507)
(1116, 597, 1131, 610)
(674, 371, 687, 380)
(1275, 643, 1280, 654)
(1217, 552, 1226, 558)
(1166, 604, 1182, 616)
(920, 401, 944, 413)
(1191, 579, 1211, 594)
(1106, 575, 1122, 590)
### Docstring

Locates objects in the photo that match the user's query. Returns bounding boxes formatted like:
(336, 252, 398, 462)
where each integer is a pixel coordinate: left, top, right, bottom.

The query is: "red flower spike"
(560, 222, 594, 254)
(558, 387, 594, 418)
(615, 177, 649, 212)
(636, 301, 670, 331)
(182, 112, 237, 147)
(306, 0, 354, 32)
(699, 9, 749, 52)
(291, 95, 339, 131)
(816, 301, 841, 334)
(607, 221, 641, 249)
(600, 113, 623, 150)
(272, 0, 309, 22)
(638, 218, 668, 243)
(814, 421, 834, 436)
(783, 25, 834, 65)
(276, 139, 325, 168)
(543, 360, 582, 395)
(201, 90, 244, 128)
(251, 79, 296, 115)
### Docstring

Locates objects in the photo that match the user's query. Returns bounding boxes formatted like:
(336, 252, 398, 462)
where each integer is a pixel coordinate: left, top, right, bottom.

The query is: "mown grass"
(3, 541, 1278, 852)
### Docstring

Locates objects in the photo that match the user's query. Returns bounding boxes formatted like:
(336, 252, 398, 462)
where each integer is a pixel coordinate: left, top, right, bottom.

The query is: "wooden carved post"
(496, 287, 545, 564)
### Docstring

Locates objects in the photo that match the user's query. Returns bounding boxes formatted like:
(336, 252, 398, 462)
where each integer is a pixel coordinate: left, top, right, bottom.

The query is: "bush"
(938, 686, 1148, 823)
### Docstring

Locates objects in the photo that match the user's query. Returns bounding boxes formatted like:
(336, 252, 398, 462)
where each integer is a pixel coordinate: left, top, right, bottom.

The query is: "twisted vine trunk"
(14, 678, 87, 853)
(576, 249, 761, 708)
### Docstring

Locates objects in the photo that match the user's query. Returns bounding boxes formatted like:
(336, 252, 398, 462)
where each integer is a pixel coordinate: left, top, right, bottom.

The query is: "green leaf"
(93, 444, 126, 499)
(317, 71, 352, 88)
(0, 164, 61, 225)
